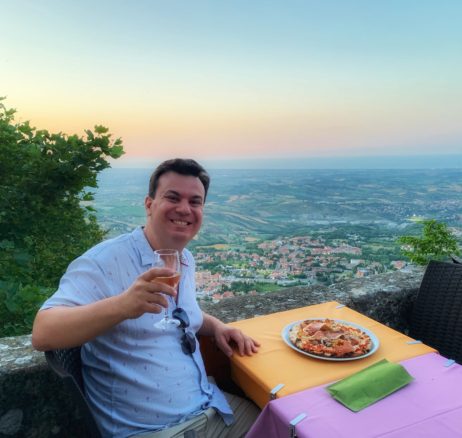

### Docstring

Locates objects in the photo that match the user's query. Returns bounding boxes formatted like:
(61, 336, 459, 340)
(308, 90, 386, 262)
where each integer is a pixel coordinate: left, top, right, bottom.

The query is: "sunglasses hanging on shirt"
(172, 307, 197, 355)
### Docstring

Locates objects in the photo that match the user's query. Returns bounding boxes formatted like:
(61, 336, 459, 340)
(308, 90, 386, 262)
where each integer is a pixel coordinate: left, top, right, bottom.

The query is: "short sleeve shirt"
(41, 227, 233, 437)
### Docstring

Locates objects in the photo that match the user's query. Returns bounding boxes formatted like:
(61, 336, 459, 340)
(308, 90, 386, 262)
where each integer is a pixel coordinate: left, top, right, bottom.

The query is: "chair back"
(451, 254, 462, 264)
(409, 260, 462, 364)
(45, 347, 102, 437)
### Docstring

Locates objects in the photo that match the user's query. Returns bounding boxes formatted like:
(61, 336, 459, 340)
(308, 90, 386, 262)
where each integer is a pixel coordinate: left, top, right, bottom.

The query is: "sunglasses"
(172, 308, 196, 355)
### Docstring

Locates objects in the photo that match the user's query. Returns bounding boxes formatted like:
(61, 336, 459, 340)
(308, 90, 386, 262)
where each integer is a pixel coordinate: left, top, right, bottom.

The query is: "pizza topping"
(289, 319, 373, 358)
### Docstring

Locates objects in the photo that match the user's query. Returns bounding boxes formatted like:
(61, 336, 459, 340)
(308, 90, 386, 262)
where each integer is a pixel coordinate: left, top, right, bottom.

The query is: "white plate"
(281, 318, 380, 361)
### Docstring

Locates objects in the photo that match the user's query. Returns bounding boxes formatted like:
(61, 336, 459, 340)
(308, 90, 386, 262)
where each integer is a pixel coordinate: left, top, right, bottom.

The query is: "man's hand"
(214, 324, 260, 358)
(118, 267, 178, 319)
(199, 313, 260, 357)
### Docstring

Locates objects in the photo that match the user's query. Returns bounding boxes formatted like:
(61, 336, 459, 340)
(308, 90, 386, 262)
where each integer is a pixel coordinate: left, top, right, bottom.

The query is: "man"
(32, 158, 261, 438)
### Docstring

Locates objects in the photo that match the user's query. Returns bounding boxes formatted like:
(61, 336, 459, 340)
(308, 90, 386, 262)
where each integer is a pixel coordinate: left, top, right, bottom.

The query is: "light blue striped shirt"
(41, 227, 233, 437)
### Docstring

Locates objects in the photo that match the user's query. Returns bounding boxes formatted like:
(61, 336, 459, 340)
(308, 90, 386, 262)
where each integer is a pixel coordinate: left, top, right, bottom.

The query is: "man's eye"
(165, 196, 179, 202)
(191, 200, 203, 207)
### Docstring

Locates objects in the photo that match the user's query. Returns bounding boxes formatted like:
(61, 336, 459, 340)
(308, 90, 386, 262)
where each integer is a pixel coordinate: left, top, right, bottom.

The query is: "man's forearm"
(32, 295, 126, 351)
(198, 311, 224, 337)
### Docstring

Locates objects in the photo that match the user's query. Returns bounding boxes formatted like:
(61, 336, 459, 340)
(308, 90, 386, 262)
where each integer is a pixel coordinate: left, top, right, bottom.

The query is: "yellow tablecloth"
(228, 301, 436, 408)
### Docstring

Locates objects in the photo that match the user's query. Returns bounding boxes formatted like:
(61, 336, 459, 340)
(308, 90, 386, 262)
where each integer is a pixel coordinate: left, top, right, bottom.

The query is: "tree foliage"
(398, 219, 460, 266)
(0, 99, 124, 336)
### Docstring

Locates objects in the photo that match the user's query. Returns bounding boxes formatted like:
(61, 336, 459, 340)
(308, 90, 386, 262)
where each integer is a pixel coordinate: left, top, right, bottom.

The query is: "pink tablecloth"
(246, 353, 462, 438)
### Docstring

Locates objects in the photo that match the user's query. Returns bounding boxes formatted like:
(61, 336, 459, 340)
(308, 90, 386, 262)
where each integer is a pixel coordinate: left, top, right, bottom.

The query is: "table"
(246, 353, 462, 438)
(227, 301, 435, 408)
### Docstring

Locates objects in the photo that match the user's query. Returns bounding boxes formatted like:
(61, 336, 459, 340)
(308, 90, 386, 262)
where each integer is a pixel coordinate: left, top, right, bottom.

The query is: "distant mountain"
(93, 168, 462, 245)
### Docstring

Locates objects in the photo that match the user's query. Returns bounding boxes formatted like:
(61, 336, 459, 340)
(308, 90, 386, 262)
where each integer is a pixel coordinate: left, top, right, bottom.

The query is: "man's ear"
(144, 196, 153, 214)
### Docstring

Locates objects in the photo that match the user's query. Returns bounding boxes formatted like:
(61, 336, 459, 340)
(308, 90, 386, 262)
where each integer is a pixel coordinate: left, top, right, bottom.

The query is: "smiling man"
(145, 169, 205, 252)
(32, 158, 260, 438)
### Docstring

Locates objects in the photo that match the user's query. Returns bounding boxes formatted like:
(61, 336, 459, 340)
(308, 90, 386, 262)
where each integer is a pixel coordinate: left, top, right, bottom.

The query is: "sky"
(2, 0, 462, 168)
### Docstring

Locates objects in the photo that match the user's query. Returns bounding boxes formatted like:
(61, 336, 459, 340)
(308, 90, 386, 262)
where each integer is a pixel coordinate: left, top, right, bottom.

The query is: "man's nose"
(175, 200, 191, 214)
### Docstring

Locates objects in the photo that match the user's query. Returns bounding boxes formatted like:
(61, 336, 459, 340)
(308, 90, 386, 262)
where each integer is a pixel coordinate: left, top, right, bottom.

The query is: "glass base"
(154, 317, 181, 330)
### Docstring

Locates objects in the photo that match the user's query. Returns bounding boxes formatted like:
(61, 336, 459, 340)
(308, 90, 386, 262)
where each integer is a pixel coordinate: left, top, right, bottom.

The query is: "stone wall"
(0, 268, 423, 437)
(201, 267, 423, 334)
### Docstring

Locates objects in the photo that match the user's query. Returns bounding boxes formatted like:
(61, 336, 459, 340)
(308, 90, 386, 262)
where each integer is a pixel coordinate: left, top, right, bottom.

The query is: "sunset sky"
(2, 0, 461, 168)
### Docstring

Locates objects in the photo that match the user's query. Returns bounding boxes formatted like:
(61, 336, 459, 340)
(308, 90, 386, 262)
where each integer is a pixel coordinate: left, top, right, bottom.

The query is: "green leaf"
(94, 125, 109, 134)
(82, 191, 94, 201)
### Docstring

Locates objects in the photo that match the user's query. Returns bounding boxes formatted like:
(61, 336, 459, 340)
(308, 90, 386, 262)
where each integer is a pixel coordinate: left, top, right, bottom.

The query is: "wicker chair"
(451, 254, 462, 264)
(409, 260, 462, 364)
(45, 347, 102, 437)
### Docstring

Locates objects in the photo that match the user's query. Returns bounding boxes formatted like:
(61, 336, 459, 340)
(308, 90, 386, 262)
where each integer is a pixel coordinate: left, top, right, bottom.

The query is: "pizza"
(288, 319, 373, 358)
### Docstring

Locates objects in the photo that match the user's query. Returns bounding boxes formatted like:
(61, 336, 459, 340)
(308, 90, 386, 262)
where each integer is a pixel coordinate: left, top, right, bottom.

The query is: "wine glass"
(153, 249, 181, 330)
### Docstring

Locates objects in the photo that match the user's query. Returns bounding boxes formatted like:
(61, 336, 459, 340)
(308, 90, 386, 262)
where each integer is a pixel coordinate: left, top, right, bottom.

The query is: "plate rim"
(281, 317, 380, 361)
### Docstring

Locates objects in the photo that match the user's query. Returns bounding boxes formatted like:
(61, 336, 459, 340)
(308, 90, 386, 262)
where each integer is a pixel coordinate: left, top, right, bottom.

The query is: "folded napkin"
(326, 359, 414, 412)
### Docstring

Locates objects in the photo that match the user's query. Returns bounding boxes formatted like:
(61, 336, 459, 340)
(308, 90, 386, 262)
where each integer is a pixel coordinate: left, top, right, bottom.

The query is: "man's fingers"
(147, 281, 177, 298)
(226, 332, 246, 356)
(247, 339, 260, 355)
(145, 292, 169, 309)
(140, 267, 175, 281)
(238, 337, 260, 356)
(217, 335, 233, 357)
(247, 338, 260, 355)
(238, 338, 246, 356)
(145, 303, 164, 314)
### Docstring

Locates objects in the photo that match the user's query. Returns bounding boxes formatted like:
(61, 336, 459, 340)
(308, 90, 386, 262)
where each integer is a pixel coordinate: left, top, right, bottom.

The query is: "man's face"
(144, 171, 205, 250)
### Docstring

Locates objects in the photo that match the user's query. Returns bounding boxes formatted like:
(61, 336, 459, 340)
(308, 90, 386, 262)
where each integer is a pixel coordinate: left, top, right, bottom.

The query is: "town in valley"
(93, 168, 462, 302)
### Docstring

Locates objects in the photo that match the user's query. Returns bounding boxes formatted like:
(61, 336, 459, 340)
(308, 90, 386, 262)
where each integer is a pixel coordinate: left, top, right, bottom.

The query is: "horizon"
(108, 154, 462, 170)
(3, 1, 462, 163)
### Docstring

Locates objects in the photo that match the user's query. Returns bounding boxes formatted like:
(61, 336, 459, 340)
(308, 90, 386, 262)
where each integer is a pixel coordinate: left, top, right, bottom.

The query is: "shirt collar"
(132, 226, 156, 267)
(131, 227, 188, 267)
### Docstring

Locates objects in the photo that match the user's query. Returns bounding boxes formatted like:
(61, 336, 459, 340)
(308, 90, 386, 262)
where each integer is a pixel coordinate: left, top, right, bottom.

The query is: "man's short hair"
(148, 158, 210, 200)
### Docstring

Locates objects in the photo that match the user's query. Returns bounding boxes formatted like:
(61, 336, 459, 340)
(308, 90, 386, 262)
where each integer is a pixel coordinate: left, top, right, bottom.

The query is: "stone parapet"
(0, 268, 423, 437)
(201, 267, 423, 334)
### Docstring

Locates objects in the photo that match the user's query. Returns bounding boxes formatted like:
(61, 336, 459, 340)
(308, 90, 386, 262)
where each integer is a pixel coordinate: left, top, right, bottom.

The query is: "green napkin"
(326, 359, 414, 412)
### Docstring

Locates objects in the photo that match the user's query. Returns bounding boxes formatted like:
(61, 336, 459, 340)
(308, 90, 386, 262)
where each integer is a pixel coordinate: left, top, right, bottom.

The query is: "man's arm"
(198, 312, 260, 357)
(33, 297, 127, 351)
(32, 267, 177, 351)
